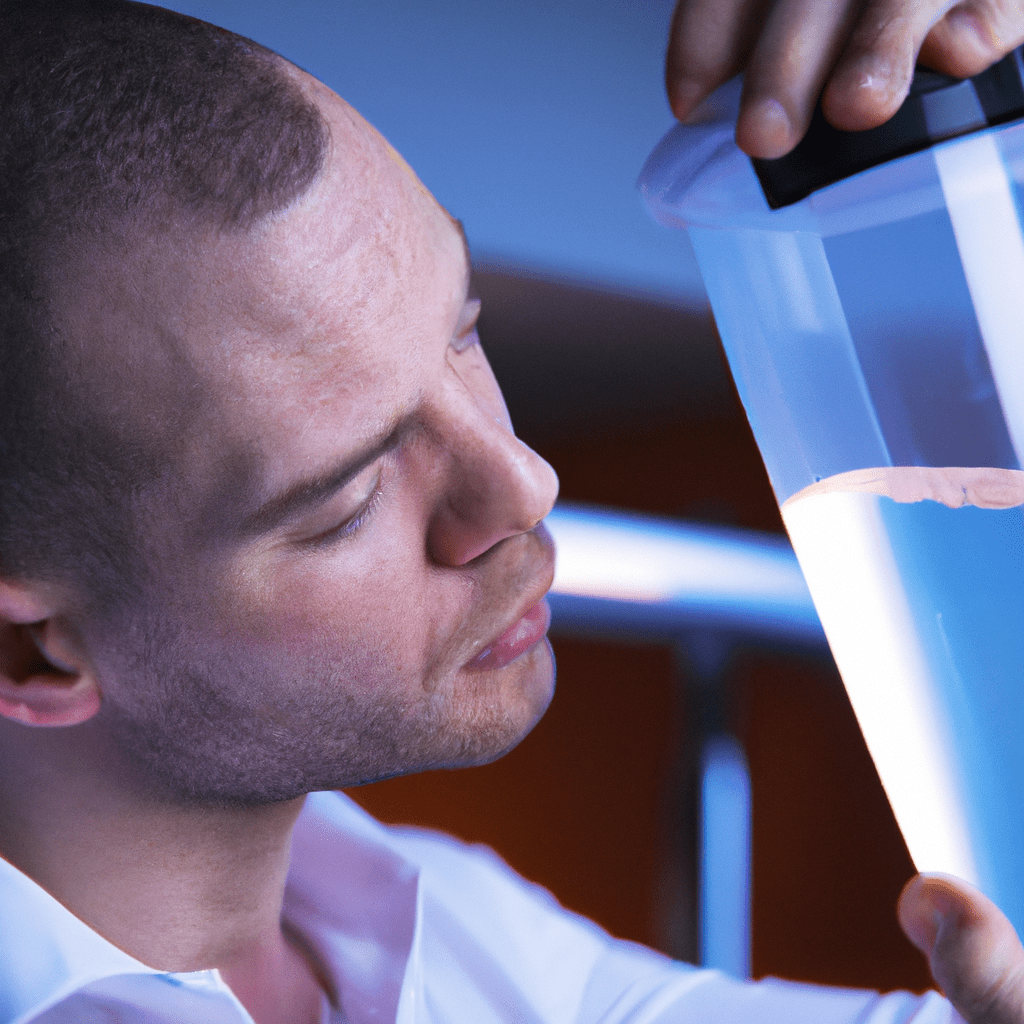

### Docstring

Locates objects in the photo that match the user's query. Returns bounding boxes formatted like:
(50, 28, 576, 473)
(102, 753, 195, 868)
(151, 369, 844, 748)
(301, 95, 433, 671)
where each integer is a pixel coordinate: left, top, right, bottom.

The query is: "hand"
(899, 873, 1024, 1023)
(665, 0, 1024, 158)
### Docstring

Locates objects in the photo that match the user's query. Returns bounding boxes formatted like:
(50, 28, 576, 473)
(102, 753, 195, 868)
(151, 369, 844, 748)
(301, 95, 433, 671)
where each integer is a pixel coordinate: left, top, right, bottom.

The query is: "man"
(0, 1, 1021, 1022)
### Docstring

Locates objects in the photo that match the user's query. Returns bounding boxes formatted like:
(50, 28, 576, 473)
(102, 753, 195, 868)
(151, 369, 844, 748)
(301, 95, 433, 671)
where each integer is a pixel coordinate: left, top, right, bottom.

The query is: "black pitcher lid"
(754, 47, 1024, 208)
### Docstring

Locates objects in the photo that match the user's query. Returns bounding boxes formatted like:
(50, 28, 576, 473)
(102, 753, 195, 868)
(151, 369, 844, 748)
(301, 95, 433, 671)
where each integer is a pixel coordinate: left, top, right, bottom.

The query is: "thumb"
(898, 873, 1024, 1024)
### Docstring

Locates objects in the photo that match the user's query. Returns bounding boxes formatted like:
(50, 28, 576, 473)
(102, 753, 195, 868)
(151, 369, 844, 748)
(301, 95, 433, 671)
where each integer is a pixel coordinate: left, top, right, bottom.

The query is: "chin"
(447, 636, 557, 769)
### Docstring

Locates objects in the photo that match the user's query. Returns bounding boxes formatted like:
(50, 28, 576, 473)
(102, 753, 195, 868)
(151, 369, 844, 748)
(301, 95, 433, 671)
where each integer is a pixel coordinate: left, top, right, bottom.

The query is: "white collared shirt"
(1, 791, 959, 1024)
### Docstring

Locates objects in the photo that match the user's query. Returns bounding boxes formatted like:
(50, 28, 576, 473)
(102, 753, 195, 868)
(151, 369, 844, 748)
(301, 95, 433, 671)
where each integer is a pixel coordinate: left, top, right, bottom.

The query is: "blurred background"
(170, 0, 930, 991)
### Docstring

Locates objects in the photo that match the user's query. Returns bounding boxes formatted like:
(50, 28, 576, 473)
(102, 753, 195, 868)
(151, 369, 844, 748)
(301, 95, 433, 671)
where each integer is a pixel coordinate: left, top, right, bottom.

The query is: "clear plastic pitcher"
(641, 54, 1024, 932)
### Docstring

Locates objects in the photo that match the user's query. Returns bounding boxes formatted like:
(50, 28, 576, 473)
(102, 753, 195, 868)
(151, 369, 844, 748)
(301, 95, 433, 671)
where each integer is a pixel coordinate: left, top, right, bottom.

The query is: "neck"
(0, 716, 308, 975)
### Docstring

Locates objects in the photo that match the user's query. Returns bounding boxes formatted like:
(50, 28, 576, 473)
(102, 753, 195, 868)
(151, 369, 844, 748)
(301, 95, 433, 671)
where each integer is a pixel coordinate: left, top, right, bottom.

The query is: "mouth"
(467, 597, 552, 672)
(465, 523, 556, 672)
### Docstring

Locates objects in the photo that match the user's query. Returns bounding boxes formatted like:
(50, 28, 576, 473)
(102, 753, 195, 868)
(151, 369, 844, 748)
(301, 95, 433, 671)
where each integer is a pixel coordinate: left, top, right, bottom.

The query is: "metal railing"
(545, 502, 828, 976)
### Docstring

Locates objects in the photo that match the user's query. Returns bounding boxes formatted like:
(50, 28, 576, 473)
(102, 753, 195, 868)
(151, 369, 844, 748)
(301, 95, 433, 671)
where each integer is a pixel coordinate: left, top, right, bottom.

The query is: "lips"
(467, 597, 552, 671)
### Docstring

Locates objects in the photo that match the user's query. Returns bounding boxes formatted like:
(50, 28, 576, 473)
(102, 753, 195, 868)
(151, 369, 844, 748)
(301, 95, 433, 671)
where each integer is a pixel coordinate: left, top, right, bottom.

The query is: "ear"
(0, 580, 101, 728)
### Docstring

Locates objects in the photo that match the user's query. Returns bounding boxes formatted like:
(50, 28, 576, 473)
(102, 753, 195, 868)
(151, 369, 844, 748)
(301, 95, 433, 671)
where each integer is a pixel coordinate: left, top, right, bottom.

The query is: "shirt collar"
(284, 791, 421, 1024)
(0, 792, 421, 1024)
(0, 852, 161, 1022)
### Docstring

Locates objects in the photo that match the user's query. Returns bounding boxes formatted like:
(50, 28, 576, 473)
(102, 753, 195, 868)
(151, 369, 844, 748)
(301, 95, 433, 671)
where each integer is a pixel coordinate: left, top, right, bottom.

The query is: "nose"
(427, 376, 559, 567)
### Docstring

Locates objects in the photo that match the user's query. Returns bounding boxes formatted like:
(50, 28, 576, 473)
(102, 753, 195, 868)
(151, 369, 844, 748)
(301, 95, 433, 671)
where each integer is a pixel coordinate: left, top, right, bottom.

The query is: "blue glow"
(700, 735, 751, 978)
(546, 503, 823, 643)
(162, 0, 705, 303)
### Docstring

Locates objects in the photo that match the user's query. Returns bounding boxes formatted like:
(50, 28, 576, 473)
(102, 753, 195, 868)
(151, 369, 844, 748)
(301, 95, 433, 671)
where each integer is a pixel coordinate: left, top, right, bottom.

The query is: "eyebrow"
(239, 417, 413, 538)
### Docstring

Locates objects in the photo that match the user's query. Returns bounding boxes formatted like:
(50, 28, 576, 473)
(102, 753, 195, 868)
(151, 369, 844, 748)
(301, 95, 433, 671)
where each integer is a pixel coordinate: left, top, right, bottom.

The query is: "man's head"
(0, 1, 559, 807)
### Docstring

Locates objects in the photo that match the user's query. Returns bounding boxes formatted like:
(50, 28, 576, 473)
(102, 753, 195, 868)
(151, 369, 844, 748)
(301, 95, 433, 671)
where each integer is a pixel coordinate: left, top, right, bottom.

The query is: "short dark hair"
(0, 0, 328, 611)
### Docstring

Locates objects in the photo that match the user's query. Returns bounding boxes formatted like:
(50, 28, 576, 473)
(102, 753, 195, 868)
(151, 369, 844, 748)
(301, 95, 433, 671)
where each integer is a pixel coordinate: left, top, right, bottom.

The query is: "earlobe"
(0, 583, 102, 728)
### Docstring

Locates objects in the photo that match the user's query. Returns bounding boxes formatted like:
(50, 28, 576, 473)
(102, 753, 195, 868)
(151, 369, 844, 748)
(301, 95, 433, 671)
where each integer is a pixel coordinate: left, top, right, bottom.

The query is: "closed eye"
(307, 479, 384, 546)
(292, 464, 385, 547)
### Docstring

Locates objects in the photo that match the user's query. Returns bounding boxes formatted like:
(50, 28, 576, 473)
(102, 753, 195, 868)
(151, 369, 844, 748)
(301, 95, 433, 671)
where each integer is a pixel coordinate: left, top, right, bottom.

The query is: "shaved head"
(0, 0, 328, 612)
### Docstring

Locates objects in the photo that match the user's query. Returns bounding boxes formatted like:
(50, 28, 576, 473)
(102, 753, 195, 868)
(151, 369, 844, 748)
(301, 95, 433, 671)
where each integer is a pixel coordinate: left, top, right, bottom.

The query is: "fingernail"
(902, 907, 939, 956)
(903, 878, 957, 956)
(929, 890, 957, 934)
(828, 56, 911, 128)
(738, 97, 793, 159)
(669, 79, 707, 122)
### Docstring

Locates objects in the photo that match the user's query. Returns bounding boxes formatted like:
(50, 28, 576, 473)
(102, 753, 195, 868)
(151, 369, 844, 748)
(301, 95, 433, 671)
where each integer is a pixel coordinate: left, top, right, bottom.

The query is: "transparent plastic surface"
(641, 101, 1024, 501)
(640, 99, 1024, 933)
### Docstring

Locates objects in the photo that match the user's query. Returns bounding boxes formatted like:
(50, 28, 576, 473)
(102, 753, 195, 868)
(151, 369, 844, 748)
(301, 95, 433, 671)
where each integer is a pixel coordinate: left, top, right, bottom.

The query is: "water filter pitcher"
(641, 52, 1024, 931)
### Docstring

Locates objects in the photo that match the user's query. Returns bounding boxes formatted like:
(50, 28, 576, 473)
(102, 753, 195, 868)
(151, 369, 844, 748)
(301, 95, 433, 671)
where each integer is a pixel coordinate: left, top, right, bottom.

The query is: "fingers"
(818, 0, 1024, 131)
(821, 0, 950, 133)
(665, 0, 868, 156)
(665, 0, 772, 122)
(736, 0, 864, 157)
(898, 873, 1024, 1024)
(665, 0, 1024, 160)
(920, 0, 1024, 78)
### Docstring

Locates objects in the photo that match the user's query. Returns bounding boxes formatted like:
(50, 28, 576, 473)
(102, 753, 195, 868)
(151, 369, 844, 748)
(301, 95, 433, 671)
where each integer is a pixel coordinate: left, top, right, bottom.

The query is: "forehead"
(254, 80, 462, 330)
(202, 78, 468, 488)
(220, 75, 464, 359)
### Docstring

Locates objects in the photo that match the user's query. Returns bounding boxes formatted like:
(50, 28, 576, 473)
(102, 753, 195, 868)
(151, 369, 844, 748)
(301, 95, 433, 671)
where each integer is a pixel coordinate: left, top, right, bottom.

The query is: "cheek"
(211, 529, 468, 697)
